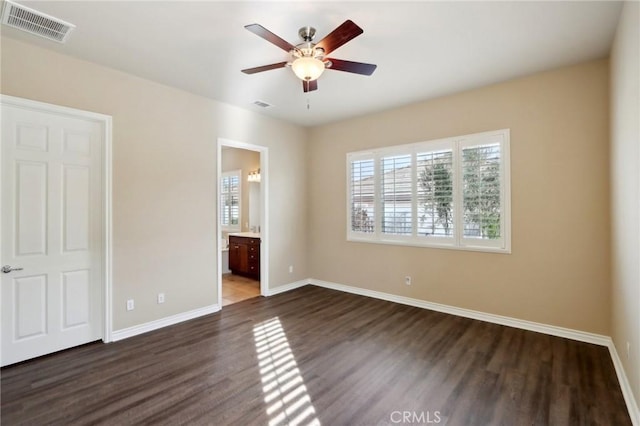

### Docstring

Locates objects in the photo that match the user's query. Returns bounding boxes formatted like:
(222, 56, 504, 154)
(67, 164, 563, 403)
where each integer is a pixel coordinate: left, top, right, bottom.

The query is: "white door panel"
(62, 269, 90, 328)
(14, 274, 47, 340)
(63, 165, 91, 252)
(2, 101, 104, 366)
(16, 160, 48, 256)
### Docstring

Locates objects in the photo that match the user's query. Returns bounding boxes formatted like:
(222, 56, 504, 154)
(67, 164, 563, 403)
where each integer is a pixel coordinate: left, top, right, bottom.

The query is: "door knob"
(2, 265, 23, 273)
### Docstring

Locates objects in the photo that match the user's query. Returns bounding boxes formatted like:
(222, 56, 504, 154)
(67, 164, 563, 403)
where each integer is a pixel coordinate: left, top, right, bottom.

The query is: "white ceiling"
(1, 1, 623, 127)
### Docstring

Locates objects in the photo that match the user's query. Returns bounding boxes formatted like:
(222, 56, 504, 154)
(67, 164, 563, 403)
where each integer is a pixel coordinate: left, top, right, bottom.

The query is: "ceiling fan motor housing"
(293, 27, 325, 61)
(298, 26, 316, 42)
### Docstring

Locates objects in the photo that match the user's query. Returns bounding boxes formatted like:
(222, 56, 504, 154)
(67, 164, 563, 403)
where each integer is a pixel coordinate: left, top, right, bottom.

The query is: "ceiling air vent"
(253, 100, 272, 109)
(1, 0, 75, 43)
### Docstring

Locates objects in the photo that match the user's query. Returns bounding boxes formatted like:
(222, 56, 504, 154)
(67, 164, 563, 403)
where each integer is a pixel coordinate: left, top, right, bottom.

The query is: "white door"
(1, 99, 104, 366)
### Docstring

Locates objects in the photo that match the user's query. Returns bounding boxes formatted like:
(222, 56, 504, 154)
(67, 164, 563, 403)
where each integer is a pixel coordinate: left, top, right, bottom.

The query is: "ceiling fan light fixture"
(291, 56, 325, 81)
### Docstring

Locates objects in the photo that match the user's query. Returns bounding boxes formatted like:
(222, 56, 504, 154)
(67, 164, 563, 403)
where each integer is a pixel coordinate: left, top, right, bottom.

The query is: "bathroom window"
(221, 170, 241, 231)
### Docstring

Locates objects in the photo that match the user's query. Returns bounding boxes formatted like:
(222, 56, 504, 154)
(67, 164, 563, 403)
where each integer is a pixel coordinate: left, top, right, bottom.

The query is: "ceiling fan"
(241, 20, 377, 93)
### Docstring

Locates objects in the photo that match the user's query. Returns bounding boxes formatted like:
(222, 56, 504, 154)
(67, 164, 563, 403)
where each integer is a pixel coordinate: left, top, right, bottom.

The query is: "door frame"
(217, 138, 268, 304)
(0, 95, 113, 348)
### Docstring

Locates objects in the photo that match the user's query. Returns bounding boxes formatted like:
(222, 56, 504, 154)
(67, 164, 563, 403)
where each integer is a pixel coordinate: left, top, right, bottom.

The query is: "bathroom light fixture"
(248, 169, 261, 182)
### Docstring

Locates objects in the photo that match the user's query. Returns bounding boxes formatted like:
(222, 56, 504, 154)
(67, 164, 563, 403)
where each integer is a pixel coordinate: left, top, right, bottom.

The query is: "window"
(221, 170, 241, 231)
(347, 129, 510, 253)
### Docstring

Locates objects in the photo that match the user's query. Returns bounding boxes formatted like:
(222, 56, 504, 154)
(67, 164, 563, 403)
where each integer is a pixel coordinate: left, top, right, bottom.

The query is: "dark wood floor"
(1, 286, 631, 425)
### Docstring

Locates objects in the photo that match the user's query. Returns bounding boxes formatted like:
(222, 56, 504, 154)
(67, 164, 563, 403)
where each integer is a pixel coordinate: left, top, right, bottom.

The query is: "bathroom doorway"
(217, 139, 268, 307)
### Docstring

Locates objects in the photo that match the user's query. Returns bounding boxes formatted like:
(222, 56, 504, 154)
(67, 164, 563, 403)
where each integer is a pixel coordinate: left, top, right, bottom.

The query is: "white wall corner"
(111, 304, 220, 342)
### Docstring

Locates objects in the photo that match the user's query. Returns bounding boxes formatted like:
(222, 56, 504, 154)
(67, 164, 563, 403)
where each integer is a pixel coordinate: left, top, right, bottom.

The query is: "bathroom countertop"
(228, 232, 261, 239)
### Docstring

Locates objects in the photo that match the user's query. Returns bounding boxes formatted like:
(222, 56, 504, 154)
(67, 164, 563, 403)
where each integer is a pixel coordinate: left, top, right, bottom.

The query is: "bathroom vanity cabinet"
(229, 234, 260, 279)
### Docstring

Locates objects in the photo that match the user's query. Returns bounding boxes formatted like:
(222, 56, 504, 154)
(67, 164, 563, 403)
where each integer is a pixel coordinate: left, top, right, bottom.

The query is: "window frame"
(221, 169, 242, 232)
(346, 129, 511, 254)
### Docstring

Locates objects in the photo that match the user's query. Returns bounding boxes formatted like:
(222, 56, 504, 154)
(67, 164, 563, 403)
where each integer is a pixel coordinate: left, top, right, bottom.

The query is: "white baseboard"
(111, 278, 308, 342)
(309, 278, 609, 345)
(265, 279, 310, 296)
(608, 341, 640, 425)
(111, 304, 220, 342)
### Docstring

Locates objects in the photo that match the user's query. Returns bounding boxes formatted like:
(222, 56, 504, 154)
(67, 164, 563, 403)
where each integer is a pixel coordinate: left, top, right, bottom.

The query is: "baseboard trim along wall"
(111, 304, 220, 342)
(305, 278, 638, 425)
(265, 279, 309, 296)
(608, 341, 640, 425)
(309, 279, 609, 344)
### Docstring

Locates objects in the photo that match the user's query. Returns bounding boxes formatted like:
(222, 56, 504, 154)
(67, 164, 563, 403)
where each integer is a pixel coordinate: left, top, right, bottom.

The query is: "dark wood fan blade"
(241, 62, 288, 74)
(315, 20, 363, 55)
(303, 80, 318, 93)
(326, 58, 377, 76)
(245, 24, 297, 52)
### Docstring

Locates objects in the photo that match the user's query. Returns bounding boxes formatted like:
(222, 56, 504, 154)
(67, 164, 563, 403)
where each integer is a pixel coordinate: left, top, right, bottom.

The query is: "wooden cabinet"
(229, 235, 260, 279)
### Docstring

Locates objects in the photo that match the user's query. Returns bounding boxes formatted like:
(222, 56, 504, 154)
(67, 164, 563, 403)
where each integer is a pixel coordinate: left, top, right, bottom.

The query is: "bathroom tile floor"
(221, 273, 260, 306)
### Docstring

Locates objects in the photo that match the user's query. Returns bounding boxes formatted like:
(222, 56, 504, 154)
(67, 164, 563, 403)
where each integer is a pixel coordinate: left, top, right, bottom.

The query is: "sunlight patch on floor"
(254, 317, 321, 426)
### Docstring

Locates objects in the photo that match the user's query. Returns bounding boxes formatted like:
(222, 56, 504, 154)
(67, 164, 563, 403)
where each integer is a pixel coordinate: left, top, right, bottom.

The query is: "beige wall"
(611, 1, 640, 411)
(221, 147, 261, 234)
(309, 59, 611, 334)
(0, 37, 308, 331)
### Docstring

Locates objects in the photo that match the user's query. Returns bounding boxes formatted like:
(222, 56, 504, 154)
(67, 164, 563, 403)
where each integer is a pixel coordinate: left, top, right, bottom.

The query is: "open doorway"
(217, 139, 268, 308)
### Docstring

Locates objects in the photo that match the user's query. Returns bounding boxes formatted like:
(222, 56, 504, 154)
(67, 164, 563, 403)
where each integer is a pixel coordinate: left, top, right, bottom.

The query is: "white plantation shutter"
(221, 170, 241, 231)
(416, 149, 454, 238)
(347, 129, 510, 253)
(462, 143, 501, 239)
(459, 132, 509, 251)
(381, 154, 412, 235)
(349, 156, 376, 234)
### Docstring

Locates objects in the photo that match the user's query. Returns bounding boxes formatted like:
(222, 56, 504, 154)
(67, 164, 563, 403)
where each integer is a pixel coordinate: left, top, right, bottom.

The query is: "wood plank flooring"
(1, 286, 631, 425)
(222, 273, 260, 306)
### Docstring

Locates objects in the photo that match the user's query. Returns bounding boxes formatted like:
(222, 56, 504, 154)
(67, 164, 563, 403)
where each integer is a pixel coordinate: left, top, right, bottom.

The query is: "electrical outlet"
(289, 265, 293, 274)
(627, 341, 630, 359)
(158, 293, 165, 304)
(126, 299, 134, 311)
(405, 276, 412, 285)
